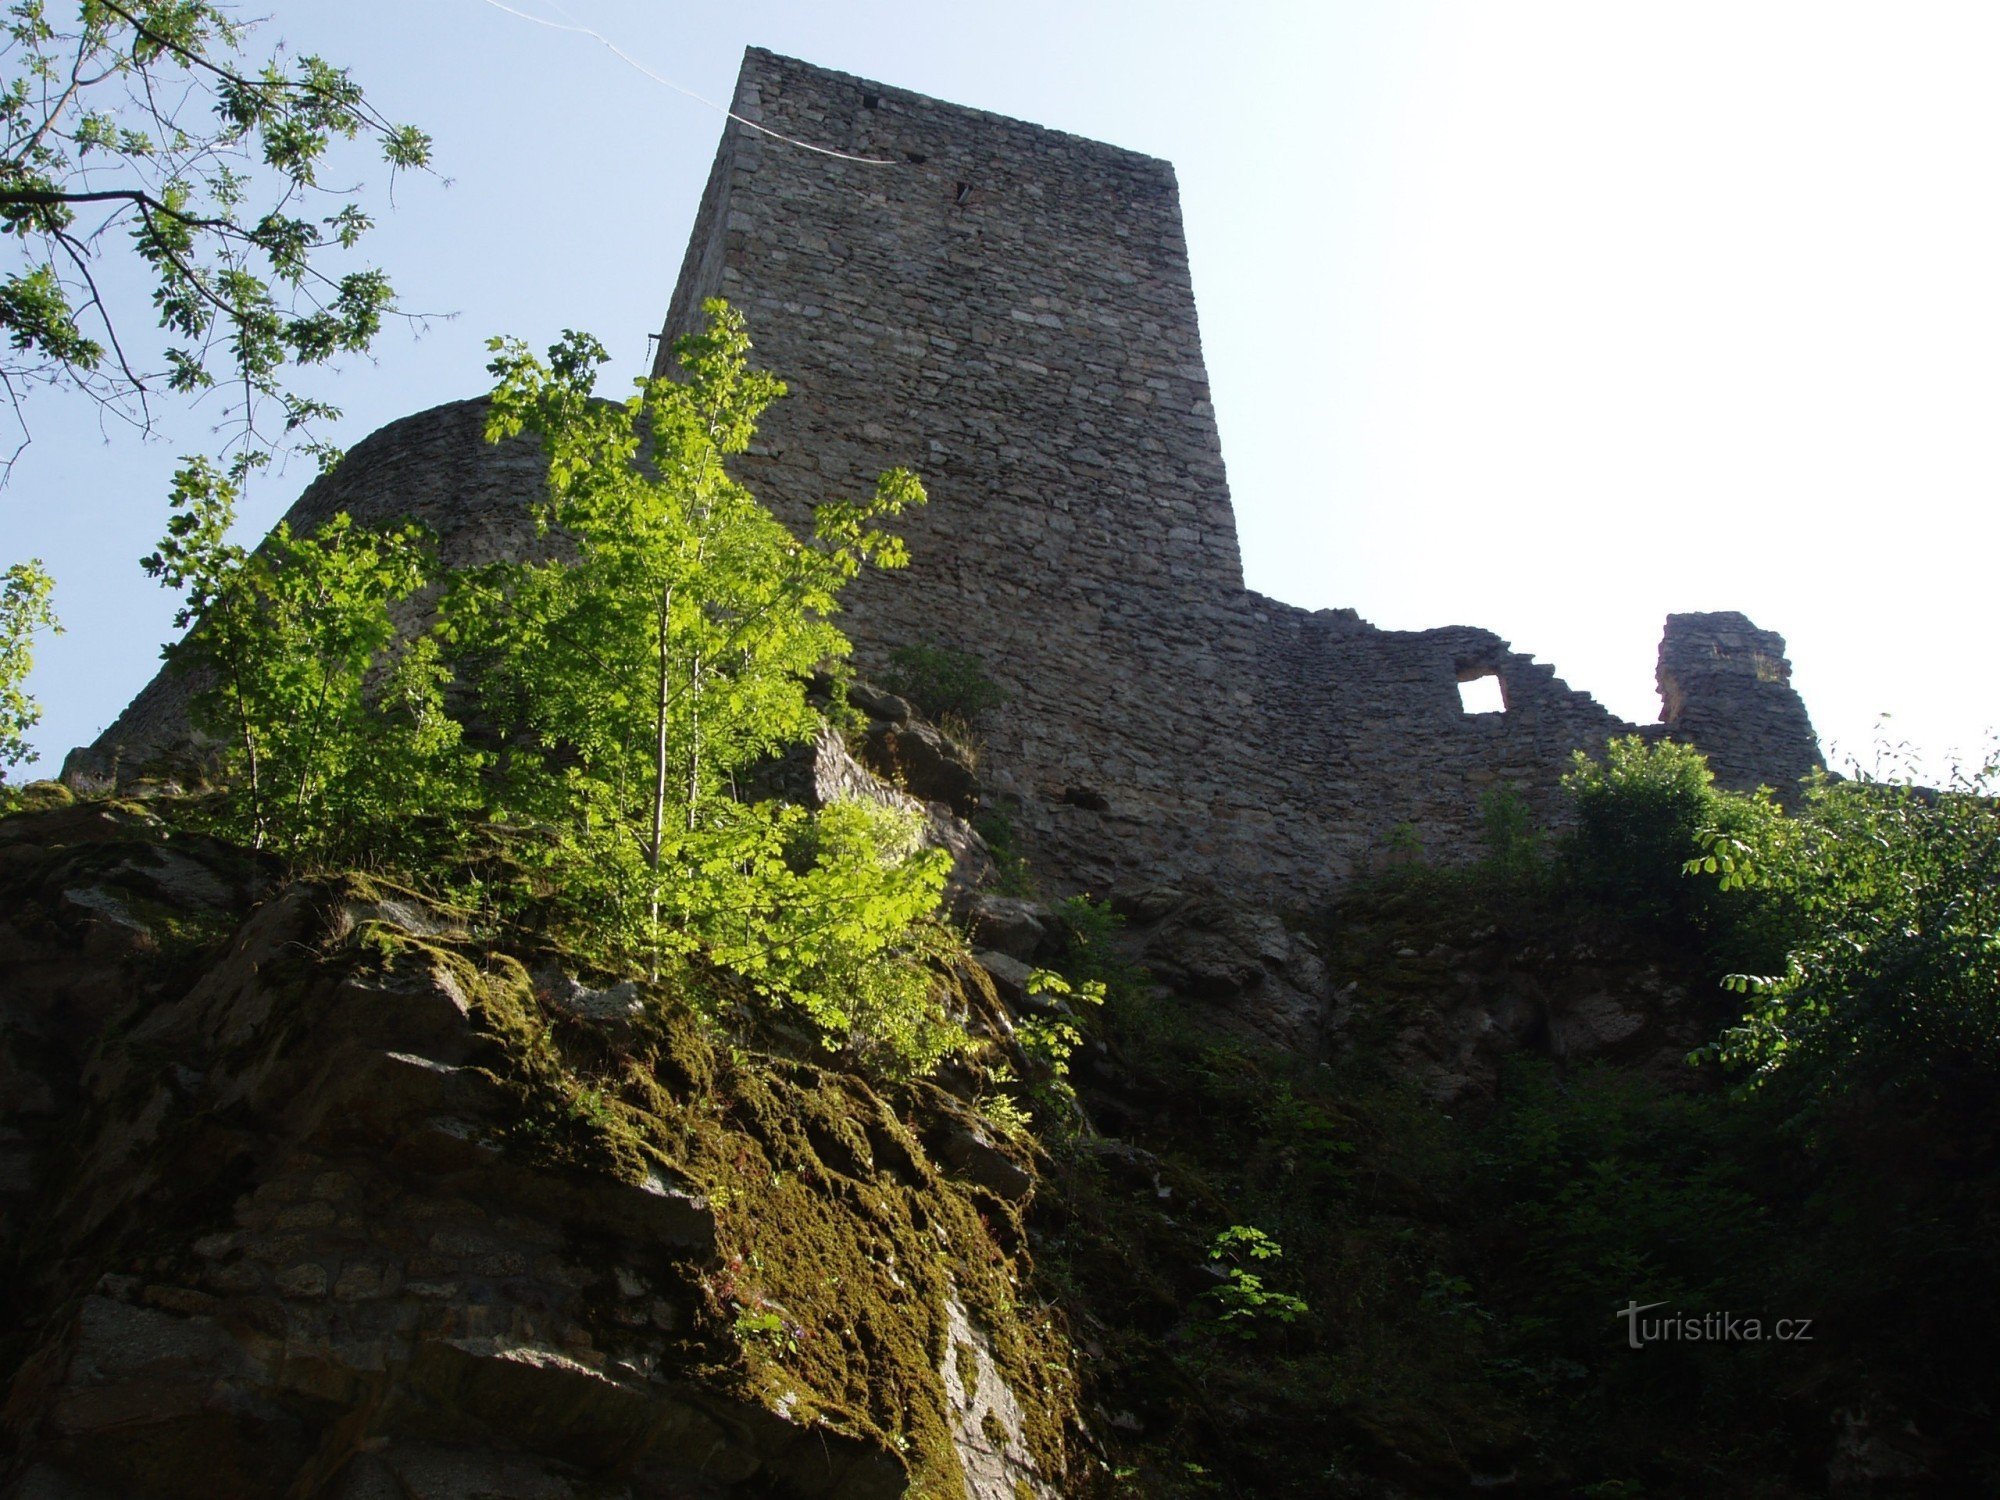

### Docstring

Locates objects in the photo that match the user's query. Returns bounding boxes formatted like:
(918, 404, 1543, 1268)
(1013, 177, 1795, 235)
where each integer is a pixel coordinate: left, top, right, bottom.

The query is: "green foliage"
(1018, 965, 1106, 1079)
(1204, 1225, 1309, 1338)
(1053, 893, 1135, 991)
(732, 1307, 799, 1355)
(1477, 785, 1544, 884)
(881, 640, 1006, 728)
(143, 455, 475, 864)
(0, 0, 432, 469)
(1695, 756, 2000, 1106)
(1560, 736, 1717, 918)
(1208, 1223, 1285, 1261)
(458, 300, 958, 1072)
(1560, 736, 1783, 946)
(0, 555, 56, 783)
(702, 800, 964, 1077)
(970, 804, 1035, 895)
(1479, 1058, 1766, 1348)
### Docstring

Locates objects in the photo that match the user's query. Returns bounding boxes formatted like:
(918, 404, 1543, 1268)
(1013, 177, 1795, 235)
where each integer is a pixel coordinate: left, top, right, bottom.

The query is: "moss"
(955, 1339, 980, 1402)
(11, 779, 73, 810)
(3, 802, 1083, 1494)
(341, 908, 1078, 1496)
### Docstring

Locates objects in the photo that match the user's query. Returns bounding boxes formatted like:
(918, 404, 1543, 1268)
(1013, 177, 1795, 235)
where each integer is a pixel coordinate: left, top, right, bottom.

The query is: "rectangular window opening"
(1457, 672, 1507, 715)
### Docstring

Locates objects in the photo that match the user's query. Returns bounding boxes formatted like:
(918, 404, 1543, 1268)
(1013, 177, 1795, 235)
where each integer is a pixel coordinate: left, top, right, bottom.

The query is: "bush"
(1700, 755, 2000, 1108)
(1560, 737, 1782, 951)
(881, 642, 1006, 728)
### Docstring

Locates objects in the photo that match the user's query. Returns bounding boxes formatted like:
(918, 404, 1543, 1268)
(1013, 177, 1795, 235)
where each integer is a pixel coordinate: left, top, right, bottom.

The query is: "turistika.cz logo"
(1616, 1301, 1814, 1349)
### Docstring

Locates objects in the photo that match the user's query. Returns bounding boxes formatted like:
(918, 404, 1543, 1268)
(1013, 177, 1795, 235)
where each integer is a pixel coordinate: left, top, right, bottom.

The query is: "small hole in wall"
(862, 93, 880, 109)
(1458, 673, 1507, 715)
(904, 151, 927, 164)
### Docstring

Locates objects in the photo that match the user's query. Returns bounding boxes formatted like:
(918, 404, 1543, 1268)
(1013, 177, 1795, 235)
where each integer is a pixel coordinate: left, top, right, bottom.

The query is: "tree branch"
(0, 183, 241, 234)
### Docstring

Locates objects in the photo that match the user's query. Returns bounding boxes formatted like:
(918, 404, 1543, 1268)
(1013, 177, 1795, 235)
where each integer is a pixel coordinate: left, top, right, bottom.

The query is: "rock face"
(73, 48, 1822, 901)
(1106, 888, 1332, 1054)
(0, 805, 1074, 1499)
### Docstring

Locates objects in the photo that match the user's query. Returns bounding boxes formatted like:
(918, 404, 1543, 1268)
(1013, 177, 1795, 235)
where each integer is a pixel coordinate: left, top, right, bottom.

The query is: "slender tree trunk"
(648, 581, 674, 981)
(232, 665, 263, 851)
(685, 650, 702, 836)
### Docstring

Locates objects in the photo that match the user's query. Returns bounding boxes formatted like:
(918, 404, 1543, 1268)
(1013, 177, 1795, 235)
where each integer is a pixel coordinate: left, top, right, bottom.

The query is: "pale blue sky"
(6, 1, 1995, 780)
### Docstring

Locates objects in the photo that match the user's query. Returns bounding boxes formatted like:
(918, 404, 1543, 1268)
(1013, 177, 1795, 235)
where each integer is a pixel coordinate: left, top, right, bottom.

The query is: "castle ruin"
(81, 48, 1821, 900)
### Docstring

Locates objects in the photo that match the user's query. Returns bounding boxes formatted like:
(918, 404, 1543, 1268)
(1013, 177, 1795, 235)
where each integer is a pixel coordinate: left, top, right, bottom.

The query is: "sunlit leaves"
(0, 0, 434, 465)
(0, 555, 57, 776)
(144, 456, 477, 864)
(1694, 760, 2000, 1104)
(465, 300, 954, 1071)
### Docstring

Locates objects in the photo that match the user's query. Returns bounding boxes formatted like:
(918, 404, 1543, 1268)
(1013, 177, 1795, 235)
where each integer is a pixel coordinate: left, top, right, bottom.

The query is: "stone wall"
(643, 49, 1821, 895)
(1657, 611, 1822, 797)
(69, 399, 556, 777)
(74, 48, 1822, 902)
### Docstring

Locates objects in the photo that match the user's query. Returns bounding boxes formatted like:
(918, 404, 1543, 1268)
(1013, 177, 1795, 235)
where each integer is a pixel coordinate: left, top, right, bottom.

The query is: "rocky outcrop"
(1106, 887, 1332, 1054)
(0, 805, 1075, 1499)
(1314, 886, 1725, 1105)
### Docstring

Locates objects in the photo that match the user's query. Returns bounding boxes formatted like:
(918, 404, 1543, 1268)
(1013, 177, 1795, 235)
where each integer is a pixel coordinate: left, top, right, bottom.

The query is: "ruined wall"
(648, 49, 1820, 895)
(75, 49, 1822, 902)
(70, 400, 555, 776)
(1657, 611, 1823, 796)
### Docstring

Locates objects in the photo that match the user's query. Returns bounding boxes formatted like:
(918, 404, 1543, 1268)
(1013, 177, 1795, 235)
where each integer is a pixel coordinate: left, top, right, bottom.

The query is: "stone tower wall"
(74, 49, 1823, 901)
(647, 49, 1821, 895)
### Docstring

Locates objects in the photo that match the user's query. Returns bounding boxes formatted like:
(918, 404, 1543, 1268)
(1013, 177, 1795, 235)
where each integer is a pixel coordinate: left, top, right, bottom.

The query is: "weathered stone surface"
(861, 720, 978, 815)
(930, 1126, 1034, 1204)
(959, 894, 1055, 963)
(1119, 889, 1331, 1052)
(972, 949, 1034, 1011)
(0, 808, 1070, 1500)
(755, 723, 998, 897)
(940, 1297, 1056, 1500)
(531, 964, 645, 1036)
(647, 49, 1825, 901)
(1657, 610, 1823, 797)
(1324, 925, 1717, 1107)
(68, 50, 1823, 908)
(844, 682, 911, 725)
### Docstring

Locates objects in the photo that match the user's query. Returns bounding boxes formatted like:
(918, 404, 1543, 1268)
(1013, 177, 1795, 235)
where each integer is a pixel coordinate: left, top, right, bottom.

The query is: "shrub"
(1204, 1225, 1310, 1338)
(881, 641, 1006, 727)
(1559, 736, 1783, 951)
(1699, 755, 2000, 1108)
(145, 462, 479, 868)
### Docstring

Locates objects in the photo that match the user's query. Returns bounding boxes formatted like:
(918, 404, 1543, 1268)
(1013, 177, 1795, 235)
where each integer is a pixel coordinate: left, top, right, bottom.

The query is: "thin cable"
(474, 0, 902, 166)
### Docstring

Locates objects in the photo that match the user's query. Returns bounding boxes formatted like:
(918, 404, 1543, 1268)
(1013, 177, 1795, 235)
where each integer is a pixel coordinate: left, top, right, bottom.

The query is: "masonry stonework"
(643, 49, 1821, 894)
(77, 48, 1822, 901)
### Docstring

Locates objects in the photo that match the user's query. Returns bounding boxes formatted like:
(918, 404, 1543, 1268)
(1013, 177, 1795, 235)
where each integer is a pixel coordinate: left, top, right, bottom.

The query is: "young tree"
(0, 0, 433, 473)
(144, 456, 475, 865)
(0, 554, 57, 789)
(466, 300, 957, 1069)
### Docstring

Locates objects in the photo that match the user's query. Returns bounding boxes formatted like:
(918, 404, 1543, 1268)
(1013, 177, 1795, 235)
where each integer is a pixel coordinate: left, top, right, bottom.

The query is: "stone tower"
(645, 48, 1822, 892)
(74, 48, 1823, 899)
